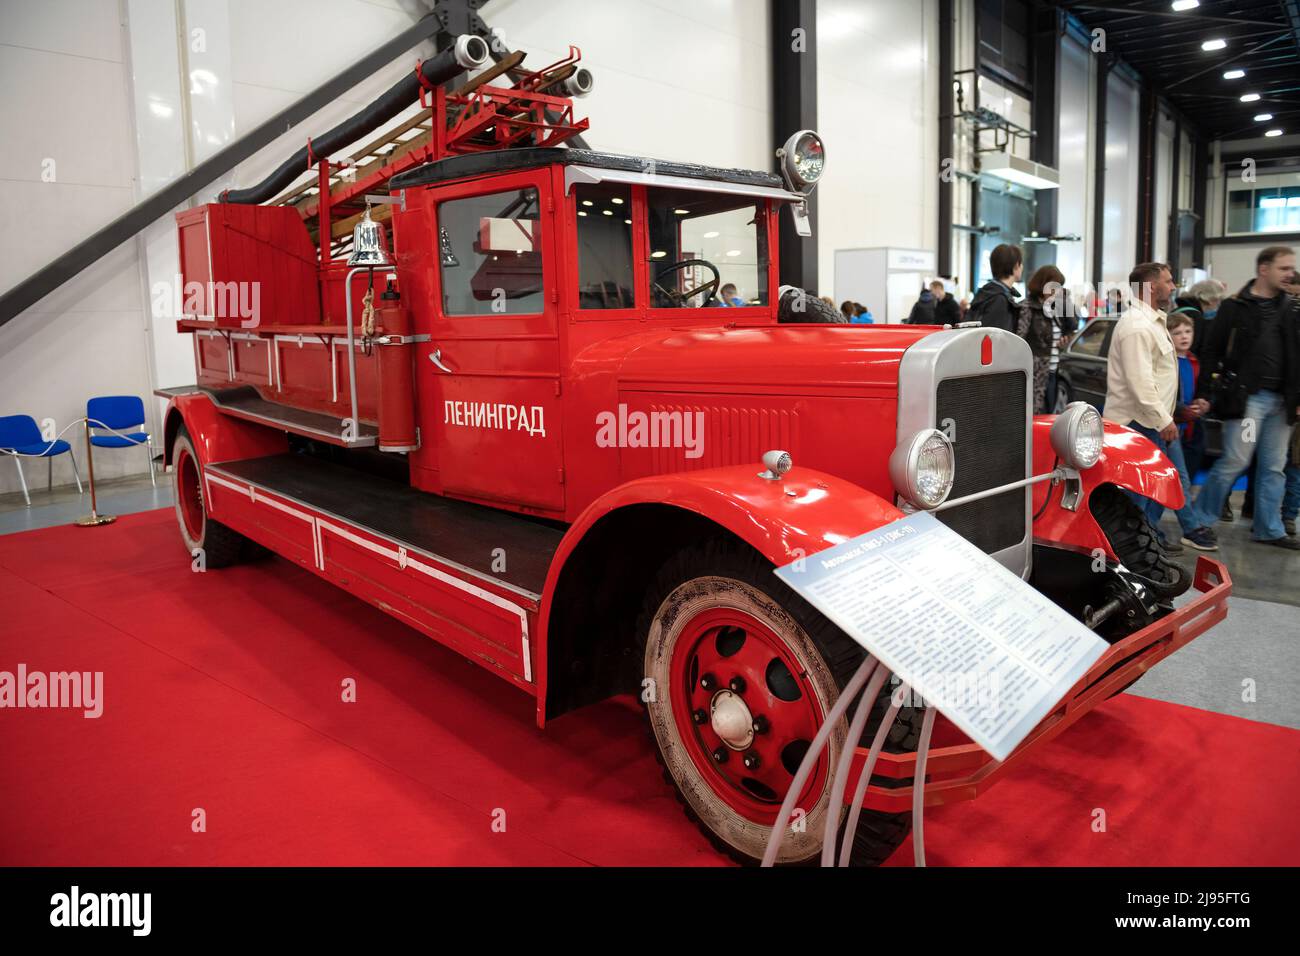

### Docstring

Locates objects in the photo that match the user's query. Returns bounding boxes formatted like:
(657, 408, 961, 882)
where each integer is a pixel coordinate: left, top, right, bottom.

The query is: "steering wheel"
(652, 258, 721, 308)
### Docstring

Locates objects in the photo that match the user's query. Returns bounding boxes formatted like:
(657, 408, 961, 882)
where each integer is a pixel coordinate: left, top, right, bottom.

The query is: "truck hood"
(578, 323, 938, 396)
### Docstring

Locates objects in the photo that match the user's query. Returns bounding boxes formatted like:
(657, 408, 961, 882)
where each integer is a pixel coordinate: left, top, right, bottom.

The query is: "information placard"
(775, 512, 1108, 761)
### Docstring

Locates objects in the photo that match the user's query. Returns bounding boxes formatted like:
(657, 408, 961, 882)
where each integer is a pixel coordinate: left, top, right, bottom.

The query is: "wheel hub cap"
(710, 689, 754, 750)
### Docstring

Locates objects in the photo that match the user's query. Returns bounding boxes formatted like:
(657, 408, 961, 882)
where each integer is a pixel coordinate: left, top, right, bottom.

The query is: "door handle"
(429, 348, 454, 374)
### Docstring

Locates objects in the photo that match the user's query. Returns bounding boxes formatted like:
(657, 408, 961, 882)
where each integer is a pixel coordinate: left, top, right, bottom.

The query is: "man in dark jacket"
(1189, 245, 1300, 549)
(968, 244, 1023, 332)
(932, 279, 961, 325)
(907, 286, 936, 324)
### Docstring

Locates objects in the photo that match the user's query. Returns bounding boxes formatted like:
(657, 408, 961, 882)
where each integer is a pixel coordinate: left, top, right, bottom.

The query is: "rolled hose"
(220, 34, 490, 205)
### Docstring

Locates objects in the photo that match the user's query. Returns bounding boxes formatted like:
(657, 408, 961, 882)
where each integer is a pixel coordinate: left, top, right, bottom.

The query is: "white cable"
(820, 664, 890, 866)
(761, 654, 876, 868)
(912, 705, 937, 868)
(837, 684, 907, 867)
(84, 417, 151, 446)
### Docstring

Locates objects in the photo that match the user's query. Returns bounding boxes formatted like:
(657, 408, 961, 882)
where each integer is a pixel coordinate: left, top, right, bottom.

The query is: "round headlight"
(889, 428, 955, 509)
(1050, 402, 1105, 470)
(780, 129, 825, 187)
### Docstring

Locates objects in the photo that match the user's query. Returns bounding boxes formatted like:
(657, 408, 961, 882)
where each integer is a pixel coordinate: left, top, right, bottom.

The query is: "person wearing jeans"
(1190, 245, 1300, 549)
(1103, 261, 1218, 551)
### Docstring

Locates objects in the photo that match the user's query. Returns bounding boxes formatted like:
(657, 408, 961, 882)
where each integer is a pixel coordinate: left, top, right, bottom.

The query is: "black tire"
(1089, 483, 1183, 591)
(637, 539, 919, 866)
(171, 426, 248, 569)
(776, 288, 849, 324)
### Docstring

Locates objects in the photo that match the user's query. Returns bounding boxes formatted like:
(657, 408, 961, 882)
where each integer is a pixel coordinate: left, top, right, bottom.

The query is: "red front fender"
(1031, 416, 1183, 557)
(535, 465, 902, 725)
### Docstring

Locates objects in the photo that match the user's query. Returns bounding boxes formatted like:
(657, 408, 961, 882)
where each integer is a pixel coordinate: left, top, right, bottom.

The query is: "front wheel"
(638, 540, 917, 866)
(172, 427, 248, 568)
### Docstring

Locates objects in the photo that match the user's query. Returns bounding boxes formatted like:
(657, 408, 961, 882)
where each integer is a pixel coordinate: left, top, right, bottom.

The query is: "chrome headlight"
(1051, 402, 1104, 470)
(889, 428, 955, 509)
(779, 130, 825, 187)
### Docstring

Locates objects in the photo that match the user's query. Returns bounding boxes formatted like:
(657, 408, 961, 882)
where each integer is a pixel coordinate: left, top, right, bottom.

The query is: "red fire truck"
(156, 37, 1230, 865)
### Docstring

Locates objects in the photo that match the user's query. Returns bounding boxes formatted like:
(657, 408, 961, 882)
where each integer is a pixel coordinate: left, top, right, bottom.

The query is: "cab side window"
(574, 184, 634, 309)
(438, 188, 543, 315)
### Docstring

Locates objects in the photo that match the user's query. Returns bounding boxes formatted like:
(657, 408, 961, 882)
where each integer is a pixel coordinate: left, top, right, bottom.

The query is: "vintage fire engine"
(157, 36, 1230, 865)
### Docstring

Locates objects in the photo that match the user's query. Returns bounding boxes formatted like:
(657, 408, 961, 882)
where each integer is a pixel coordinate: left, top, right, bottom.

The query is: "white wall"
(1100, 69, 1139, 287)
(0, 0, 148, 494)
(1055, 31, 1094, 292)
(818, 0, 938, 299)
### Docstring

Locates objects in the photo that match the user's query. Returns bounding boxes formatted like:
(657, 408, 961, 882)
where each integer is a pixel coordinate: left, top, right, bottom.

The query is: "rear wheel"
(639, 540, 918, 866)
(1053, 379, 1072, 413)
(172, 427, 247, 568)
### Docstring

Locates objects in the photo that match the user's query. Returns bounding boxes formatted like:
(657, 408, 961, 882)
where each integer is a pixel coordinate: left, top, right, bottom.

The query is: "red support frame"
(850, 556, 1233, 813)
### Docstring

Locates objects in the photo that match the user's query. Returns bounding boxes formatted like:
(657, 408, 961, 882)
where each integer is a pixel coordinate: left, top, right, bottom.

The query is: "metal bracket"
(1059, 467, 1083, 511)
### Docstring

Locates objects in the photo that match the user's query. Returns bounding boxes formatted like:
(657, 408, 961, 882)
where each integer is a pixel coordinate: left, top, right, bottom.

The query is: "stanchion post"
(75, 417, 115, 527)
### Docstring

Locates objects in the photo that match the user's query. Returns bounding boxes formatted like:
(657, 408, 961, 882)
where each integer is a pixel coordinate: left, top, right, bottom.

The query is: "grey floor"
(1, 476, 1295, 731)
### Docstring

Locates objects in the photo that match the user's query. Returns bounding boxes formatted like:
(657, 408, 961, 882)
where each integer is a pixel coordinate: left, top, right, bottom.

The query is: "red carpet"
(1, 509, 1296, 866)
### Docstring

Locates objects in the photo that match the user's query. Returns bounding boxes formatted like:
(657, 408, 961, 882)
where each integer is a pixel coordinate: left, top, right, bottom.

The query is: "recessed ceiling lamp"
(1223, 69, 1245, 79)
(1264, 129, 1283, 137)
(1201, 38, 1226, 51)
(1254, 113, 1274, 121)
(1171, 0, 1199, 10)
(703, 231, 720, 238)
(1241, 93, 1261, 102)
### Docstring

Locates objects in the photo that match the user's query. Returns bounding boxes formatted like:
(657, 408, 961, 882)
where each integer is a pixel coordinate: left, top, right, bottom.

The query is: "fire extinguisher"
(375, 275, 418, 452)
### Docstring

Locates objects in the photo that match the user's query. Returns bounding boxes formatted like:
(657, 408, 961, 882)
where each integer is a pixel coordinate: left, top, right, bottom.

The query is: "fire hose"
(761, 655, 937, 868)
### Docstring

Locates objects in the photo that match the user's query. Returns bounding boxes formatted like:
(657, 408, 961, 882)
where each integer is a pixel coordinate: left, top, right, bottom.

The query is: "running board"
(200, 386, 378, 448)
(202, 454, 564, 686)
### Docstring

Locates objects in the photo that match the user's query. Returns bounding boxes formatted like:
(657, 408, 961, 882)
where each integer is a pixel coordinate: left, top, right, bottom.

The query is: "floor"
(2, 508, 1296, 866)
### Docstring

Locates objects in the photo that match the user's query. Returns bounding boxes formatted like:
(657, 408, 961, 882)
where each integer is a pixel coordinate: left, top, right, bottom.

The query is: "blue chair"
(0, 414, 83, 506)
(86, 396, 155, 488)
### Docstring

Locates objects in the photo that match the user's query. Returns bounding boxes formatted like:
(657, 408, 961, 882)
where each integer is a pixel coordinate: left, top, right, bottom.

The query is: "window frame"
(431, 170, 555, 336)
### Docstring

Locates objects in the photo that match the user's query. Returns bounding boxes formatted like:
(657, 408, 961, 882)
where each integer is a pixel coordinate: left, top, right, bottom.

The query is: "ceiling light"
(674, 208, 690, 215)
(1223, 69, 1245, 79)
(703, 231, 720, 239)
(1254, 113, 1273, 121)
(624, 218, 631, 225)
(1240, 93, 1261, 102)
(1171, 0, 1199, 10)
(582, 200, 593, 206)
(1264, 129, 1283, 137)
(1201, 38, 1226, 51)
(577, 211, 587, 217)
(725, 250, 742, 257)
(651, 250, 667, 259)
(611, 197, 624, 204)
(602, 209, 613, 216)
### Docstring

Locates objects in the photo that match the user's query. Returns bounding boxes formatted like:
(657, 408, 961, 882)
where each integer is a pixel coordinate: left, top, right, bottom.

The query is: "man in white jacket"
(1104, 262, 1218, 552)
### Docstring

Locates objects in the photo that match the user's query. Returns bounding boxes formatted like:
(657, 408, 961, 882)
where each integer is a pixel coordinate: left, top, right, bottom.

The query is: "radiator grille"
(935, 372, 1028, 554)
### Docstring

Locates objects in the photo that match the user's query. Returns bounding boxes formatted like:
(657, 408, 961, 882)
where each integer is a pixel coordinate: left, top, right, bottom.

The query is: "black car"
(1053, 317, 1114, 412)
(1053, 316, 1225, 455)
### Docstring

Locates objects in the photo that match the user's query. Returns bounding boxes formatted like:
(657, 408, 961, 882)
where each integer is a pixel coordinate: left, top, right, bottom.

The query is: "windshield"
(645, 187, 769, 308)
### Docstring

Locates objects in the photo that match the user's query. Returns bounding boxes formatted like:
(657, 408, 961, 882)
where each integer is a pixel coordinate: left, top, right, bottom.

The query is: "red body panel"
(1031, 417, 1183, 558)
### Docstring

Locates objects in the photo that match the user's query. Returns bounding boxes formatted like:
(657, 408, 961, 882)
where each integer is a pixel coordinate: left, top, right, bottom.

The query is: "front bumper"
(850, 556, 1232, 813)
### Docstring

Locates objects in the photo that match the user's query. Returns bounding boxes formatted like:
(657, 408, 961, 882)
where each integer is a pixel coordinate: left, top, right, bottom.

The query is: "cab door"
(423, 172, 565, 514)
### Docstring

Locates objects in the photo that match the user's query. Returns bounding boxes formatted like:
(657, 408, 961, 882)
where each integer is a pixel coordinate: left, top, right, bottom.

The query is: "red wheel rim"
(668, 607, 830, 824)
(176, 446, 205, 543)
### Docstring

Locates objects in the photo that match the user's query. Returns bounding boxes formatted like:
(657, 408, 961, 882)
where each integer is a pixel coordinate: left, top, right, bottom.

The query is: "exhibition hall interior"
(3, 0, 1299, 885)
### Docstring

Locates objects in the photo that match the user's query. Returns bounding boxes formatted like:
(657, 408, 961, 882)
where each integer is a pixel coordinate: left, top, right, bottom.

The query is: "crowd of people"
(900, 241, 1300, 552)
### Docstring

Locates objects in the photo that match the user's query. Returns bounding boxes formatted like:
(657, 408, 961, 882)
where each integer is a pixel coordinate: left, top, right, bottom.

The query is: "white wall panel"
(818, 0, 938, 298)
(1101, 69, 1139, 286)
(1055, 33, 1092, 291)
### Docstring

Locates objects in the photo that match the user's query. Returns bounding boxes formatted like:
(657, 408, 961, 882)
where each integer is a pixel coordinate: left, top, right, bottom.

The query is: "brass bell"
(347, 205, 389, 267)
